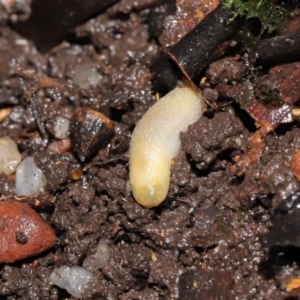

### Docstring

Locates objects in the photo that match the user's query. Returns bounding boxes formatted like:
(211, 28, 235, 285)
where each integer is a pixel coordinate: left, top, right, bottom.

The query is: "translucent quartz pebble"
(50, 265, 93, 298)
(0, 136, 21, 175)
(15, 157, 46, 196)
(83, 240, 111, 271)
(54, 116, 70, 139)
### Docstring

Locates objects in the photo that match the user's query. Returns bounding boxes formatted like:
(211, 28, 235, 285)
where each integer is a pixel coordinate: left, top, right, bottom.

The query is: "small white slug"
(129, 85, 205, 208)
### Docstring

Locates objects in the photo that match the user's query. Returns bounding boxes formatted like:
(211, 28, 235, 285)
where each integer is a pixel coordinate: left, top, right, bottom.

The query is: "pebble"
(73, 66, 101, 90)
(291, 149, 300, 181)
(0, 201, 56, 263)
(83, 239, 111, 271)
(53, 116, 70, 139)
(0, 136, 22, 175)
(50, 265, 93, 298)
(15, 156, 46, 196)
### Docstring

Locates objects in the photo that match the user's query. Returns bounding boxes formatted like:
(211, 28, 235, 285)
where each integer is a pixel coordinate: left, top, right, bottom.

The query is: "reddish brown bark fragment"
(280, 11, 300, 35)
(267, 62, 300, 105)
(159, 0, 220, 47)
(245, 97, 292, 126)
(231, 120, 274, 176)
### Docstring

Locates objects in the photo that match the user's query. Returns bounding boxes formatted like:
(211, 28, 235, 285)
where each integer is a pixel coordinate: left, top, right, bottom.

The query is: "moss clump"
(223, 0, 290, 34)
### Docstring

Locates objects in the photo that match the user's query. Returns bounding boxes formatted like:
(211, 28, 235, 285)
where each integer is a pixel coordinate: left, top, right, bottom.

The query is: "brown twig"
(150, 4, 244, 93)
(91, 47, 112, 75)
(166, 50, 216, 109)
(257, 30, 300, 65)
(0, 194, 56, 207)
(15, 65, 66, 94)
(230, 120, 274, 176)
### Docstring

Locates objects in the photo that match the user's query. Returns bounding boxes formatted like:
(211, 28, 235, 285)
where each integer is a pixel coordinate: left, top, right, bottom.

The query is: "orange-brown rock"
(0, 201, 56, 263)
(291, 149, 300, 181)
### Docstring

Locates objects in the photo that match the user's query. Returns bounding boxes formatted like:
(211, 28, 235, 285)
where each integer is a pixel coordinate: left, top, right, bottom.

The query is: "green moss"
(223, 0, 289, 34)
(257, 83, 283, 106)
(239, 80, 254, 108)
(221, 1, 297, 107)
(261, 89, 282, 105)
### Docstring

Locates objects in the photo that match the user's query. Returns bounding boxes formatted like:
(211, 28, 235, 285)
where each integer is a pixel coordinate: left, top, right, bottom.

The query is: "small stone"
(15, 156, 47, 196)
(0, 201, 56, 263)
(291, 149, 300, 181)
(53, 116, 70, 139)
(0, 136, 22, 176)
(15, 231, 28, 244)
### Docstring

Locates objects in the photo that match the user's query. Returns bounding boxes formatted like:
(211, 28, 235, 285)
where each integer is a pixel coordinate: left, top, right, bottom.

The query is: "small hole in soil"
(275, 122, 298, 136)
(110, 107, 128, 122)
(246, 17, 262, 37)
(110, 101, 134, 122)
(231, 102, 256, 132)
(259, 245, 300, 279)
(66, 32, 92, 46)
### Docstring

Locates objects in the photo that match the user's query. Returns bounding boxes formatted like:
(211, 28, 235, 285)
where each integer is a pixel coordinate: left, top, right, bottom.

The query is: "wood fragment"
(292, 109, 300, 117)
(150, 4, 243, 93)
(257, 30, 300, 65)
(231, 120, 274, 176)
(15, 66, 66, 94)
(0, 107, 12, 122)
(245, 97, 292, 126)
(159, 0, 220, 47)
(91, 47, 112, 75)
(166, 50, 216, 109)
(0, 194, 56, 207)
(30, 93, 47, 140)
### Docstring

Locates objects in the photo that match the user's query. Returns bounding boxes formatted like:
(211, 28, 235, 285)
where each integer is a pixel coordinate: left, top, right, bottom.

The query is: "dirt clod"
(178, 269, 234, 300)
(181, 111, 247, 169)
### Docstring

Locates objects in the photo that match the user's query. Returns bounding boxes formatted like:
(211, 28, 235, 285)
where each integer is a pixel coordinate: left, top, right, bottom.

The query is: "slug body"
(129, 86, 204, 208)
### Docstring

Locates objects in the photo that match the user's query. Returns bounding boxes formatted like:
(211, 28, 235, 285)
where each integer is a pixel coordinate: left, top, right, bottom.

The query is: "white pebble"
(73, 66, 101, 90)
(83, 240, 111, 271)
(15, 157, 46, 196)
(0, 136, 21, 175)
(54, 116, 70, 139)
(50, 265, 93, 299)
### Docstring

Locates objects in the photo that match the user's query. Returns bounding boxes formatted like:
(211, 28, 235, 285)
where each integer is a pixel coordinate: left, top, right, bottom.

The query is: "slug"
(129, 85, 205, 208)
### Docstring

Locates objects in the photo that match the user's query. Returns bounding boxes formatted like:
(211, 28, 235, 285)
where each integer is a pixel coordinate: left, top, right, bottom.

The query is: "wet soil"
(1, 1, 300, 299)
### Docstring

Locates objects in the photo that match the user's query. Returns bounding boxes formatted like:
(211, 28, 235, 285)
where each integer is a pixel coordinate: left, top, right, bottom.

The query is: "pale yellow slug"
(129, 85, 205, 208)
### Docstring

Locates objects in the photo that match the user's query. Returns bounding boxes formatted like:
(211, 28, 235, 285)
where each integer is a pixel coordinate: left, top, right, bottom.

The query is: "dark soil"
(1, 1, 300, 299)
